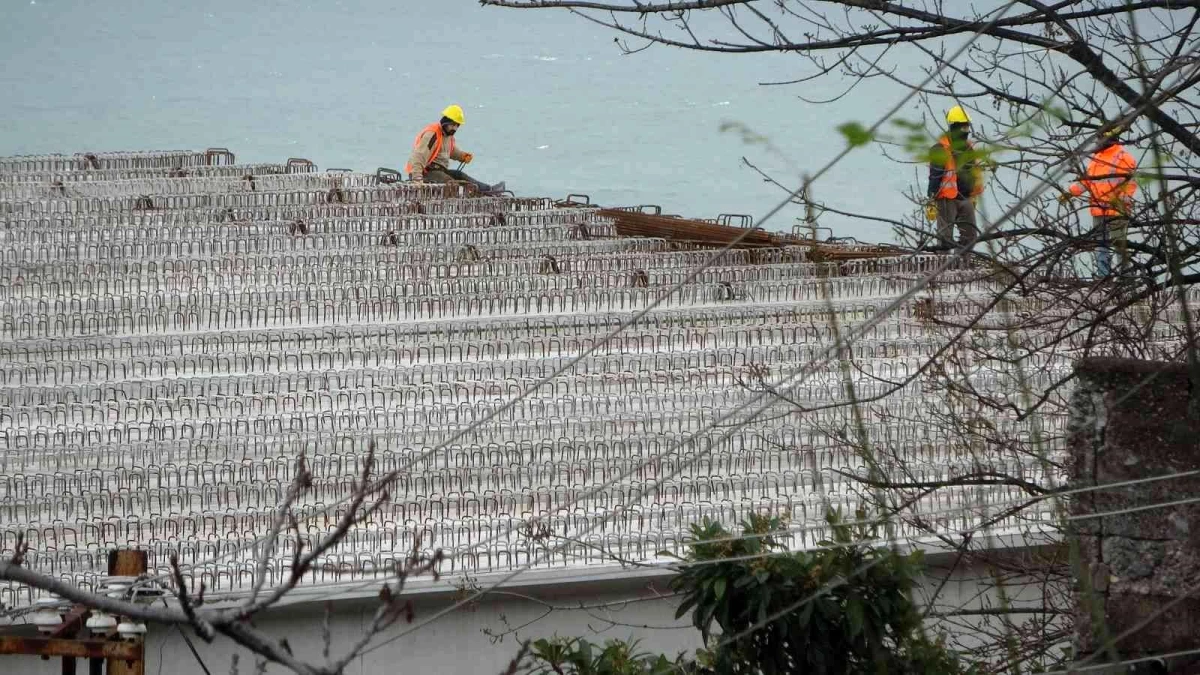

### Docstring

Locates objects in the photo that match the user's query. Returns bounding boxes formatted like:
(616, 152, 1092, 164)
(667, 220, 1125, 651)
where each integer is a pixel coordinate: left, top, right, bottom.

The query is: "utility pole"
(0, 549, 147, 675)
(106, 550, 147, 675)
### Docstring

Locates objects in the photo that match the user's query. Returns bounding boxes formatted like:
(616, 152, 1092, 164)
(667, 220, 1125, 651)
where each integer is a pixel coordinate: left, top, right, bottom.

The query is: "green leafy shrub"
(520, 510, 977, 675)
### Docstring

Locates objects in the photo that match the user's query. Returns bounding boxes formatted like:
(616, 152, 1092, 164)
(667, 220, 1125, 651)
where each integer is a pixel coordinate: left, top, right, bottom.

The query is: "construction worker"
(1059, 125, 1138, 277)
(925, 105, 985, 250)
(405, 104, 505, 194)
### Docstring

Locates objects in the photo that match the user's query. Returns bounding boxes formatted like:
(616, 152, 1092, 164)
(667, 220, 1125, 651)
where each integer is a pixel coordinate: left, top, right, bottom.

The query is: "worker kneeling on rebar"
(405, 104, 505, 195)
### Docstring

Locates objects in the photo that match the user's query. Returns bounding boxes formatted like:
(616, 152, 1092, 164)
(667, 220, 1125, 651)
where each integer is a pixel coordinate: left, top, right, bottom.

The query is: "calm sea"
(1, 0, 938, 241)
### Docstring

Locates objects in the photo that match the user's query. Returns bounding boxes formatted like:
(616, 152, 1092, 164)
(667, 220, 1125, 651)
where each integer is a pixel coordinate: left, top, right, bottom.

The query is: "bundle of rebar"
(597, 208, 789, 247)
(597, 208, 909, 261)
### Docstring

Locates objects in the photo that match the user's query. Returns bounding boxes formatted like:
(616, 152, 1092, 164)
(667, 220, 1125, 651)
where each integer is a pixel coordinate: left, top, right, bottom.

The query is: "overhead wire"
(190, 0, 1196, 634)
(117, 0, 1028, 598)
(353, 0, 1144, 654)
(115, 10, 1200, 671)
(250, 462, 1194, 608)
(642, 48, 1200, 668)
(359, 33, 1200, 656)
(19, 10, 1190, 671)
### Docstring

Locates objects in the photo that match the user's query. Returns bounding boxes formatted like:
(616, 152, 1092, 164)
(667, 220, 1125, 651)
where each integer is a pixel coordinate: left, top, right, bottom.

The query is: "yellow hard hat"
(441, 104, 465, 125)
(946, 105, 971, 125)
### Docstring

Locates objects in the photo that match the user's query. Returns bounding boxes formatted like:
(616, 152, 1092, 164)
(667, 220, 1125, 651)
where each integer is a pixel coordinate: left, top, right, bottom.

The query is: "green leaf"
(1044, 104, 1070, 122)
(718, 120, 769, 147)
(532, 638, 555, 659)
(890, 117, 925, 131)
(521, 505, 974, 674)
(798, 600, 814, 627)
(576, 639, 592, 664)
(847, 594, 865, 638)
(674, 596, 697, 620)
(837, 121, 875, 148)
(696, 599, 716, 640)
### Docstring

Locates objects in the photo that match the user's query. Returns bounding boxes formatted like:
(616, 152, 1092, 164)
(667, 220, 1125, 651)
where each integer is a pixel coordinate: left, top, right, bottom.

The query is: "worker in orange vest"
(1059, 125, 1138, 277)
(924, 105, 985, 251)
(405, 104, 505, 194)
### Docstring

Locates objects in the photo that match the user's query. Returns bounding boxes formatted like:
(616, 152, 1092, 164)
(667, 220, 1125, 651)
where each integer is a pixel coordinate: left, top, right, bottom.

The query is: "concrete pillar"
(1068, 357, 1200, 666)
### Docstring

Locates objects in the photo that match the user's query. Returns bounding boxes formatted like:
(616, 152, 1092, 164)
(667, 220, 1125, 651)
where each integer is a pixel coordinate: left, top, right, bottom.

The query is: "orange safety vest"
(404, 122, 456, 175)
(1070, 143, 1137, 216)
(933, 135, 984, 200)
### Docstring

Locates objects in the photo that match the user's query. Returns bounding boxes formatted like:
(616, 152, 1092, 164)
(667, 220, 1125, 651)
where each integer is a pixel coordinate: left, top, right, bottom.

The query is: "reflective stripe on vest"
(934, 136, 959, 200)
(934, 136, 983, 200)
(404, 122, 456, 174)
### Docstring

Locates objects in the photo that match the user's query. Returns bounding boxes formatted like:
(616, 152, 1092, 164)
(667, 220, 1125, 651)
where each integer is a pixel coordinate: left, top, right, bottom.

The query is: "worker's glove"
(924, 202, 938, 222)
(1057, 193, 1072, 205)
(461, 153, 474, 165)
(411, 175, 423, 183)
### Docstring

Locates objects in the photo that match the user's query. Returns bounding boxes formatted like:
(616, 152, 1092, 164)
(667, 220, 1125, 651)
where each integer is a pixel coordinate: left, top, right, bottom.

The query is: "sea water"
(0, 0, 940, 241)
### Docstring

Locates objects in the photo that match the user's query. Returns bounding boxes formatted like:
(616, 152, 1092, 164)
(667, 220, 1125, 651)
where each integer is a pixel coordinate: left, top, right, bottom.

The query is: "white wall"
(11, 551, 1064, 675)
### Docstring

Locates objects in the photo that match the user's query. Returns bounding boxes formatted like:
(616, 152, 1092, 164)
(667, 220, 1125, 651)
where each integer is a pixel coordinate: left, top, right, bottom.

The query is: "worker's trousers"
(935, 197, 978, 249)
(424, 166, 493, 194)
(1093, 215, 1130, 277)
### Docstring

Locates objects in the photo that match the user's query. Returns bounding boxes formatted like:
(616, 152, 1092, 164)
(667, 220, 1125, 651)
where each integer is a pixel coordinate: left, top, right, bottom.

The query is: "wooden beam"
(0, 636, 141, 660)
(108, 649, 145, 673)
(598, 208, 785, 248)
(107, 550, 148, 578)
(107, 549, 147, 675)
